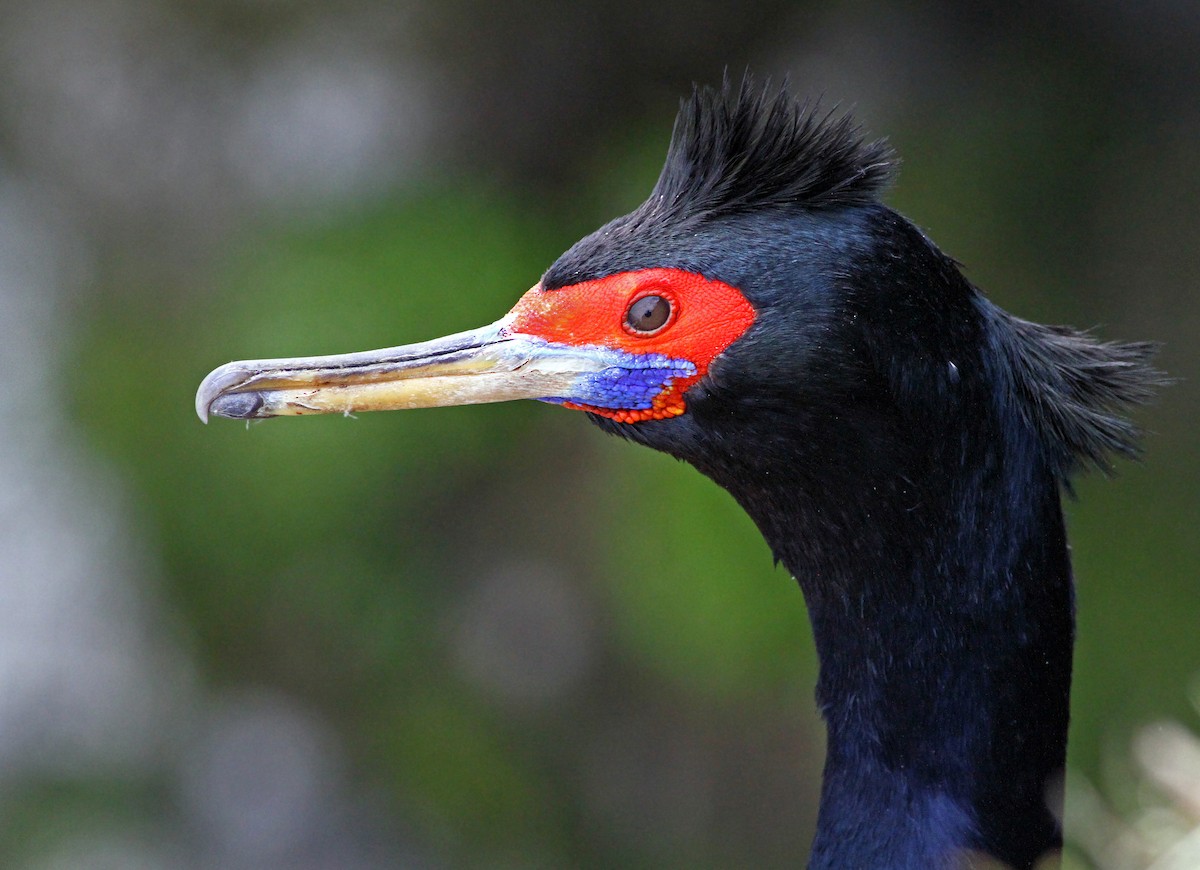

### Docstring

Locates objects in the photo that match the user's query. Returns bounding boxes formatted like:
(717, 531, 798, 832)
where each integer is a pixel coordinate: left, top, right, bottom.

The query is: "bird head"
(196, 78, 899, 462)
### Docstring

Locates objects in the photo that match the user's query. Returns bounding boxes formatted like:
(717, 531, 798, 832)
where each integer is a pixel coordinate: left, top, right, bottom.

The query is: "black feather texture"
(651, 74, 896, 222)
(987, 304, 1164, 476)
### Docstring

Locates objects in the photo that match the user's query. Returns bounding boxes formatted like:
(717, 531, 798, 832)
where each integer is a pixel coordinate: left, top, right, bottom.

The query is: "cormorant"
(196, 77, 1160, 869)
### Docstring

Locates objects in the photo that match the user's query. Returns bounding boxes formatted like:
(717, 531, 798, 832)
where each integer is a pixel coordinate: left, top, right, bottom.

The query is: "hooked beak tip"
(196, 362, 256, 423)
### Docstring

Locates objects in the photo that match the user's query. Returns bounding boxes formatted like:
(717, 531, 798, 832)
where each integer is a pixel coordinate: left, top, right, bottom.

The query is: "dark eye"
(625, 295, 671, 334)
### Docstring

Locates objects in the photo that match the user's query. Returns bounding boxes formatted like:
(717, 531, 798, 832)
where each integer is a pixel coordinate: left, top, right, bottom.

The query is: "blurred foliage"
(41, 3, 1200, 863)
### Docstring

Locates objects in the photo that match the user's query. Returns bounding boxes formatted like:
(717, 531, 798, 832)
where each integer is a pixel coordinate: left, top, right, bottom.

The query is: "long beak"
(195, 321, 611, 422)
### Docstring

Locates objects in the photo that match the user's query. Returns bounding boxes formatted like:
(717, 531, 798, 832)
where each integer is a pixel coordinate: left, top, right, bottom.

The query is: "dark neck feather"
(740, 397, 1073, 869)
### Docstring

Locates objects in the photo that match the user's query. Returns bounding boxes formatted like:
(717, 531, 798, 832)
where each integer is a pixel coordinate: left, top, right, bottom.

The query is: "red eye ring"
(623, 293, 675, 336)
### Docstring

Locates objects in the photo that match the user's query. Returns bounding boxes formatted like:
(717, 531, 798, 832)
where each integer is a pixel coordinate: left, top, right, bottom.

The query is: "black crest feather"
(987, 303, 1165, 476)
(649, 74, 895, 223)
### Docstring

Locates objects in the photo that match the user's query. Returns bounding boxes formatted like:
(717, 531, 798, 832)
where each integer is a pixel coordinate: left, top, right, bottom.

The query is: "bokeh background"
(1, 1, 1197, 867)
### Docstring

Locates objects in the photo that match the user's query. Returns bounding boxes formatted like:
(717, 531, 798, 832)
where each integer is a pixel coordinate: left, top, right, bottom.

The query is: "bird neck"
(737, 429, 1073, 869)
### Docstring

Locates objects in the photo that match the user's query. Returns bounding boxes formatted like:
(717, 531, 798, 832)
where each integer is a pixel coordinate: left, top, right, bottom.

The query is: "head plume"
(650, 74, 896, 223)
(544, 74, 895, 289)
(987, 305, 1165, 478)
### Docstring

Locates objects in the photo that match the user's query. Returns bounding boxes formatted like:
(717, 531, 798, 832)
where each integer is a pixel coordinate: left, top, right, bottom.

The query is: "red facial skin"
(505, 268, 757, 423)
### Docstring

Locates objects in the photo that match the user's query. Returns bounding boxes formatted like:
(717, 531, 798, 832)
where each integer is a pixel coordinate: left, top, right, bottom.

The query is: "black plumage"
(548, 77, 1159, 868)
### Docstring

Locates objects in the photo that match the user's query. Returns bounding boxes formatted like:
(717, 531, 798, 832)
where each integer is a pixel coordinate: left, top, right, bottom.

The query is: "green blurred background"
(0, 1, 1196, 867)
